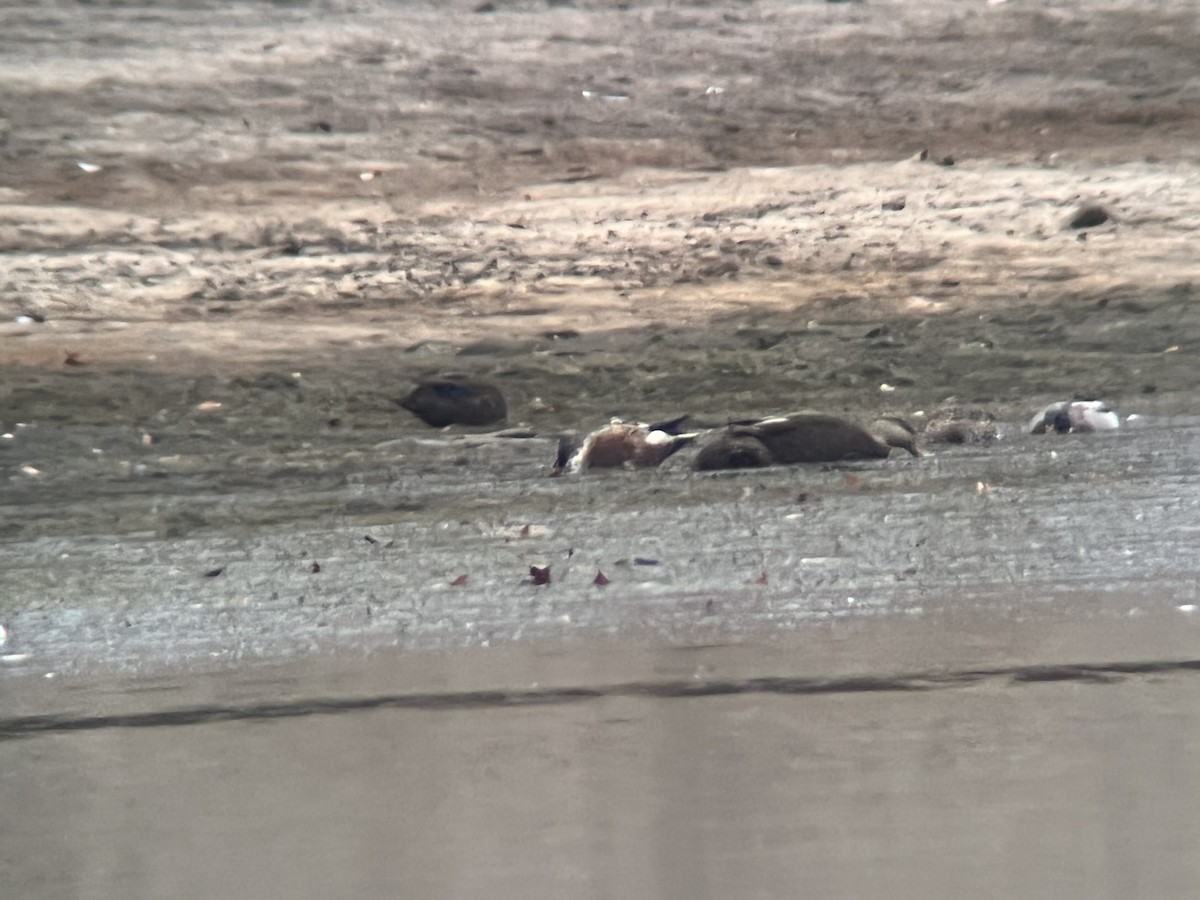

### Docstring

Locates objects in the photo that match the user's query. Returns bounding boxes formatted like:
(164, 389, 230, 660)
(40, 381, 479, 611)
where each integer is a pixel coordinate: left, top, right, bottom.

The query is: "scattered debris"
(529, 565, 551, 585)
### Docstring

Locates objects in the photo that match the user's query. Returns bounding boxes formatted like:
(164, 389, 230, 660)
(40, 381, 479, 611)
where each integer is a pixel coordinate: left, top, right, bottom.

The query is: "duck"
(1029, 400, 1120, 435)
(694, 412, 920, 471)
(922, 403, 999, 444)
(868, 415, 922, 458)
(396, 374, 507, 427)
(690, 431, 774, 471)
(554, 416, 697, 474)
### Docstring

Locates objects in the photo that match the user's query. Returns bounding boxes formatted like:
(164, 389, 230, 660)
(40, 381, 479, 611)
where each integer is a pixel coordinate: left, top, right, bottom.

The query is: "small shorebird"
(1029, 400, 1120, 434)
(396, 374, 507, 427)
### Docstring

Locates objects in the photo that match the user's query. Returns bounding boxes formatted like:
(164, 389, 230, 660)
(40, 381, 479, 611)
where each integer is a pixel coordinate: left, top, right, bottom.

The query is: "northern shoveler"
(396, 374, 507, 427)
(554, 416, 697, 474)
(1029, 400, 1120, 434)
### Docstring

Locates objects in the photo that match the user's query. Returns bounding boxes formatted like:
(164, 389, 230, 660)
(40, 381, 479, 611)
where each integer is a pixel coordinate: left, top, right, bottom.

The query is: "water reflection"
(3, 637, 1200, 899)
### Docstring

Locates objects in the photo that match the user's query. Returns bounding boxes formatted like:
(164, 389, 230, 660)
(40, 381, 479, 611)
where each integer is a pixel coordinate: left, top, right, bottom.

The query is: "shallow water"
(4, 626, 1200, 900)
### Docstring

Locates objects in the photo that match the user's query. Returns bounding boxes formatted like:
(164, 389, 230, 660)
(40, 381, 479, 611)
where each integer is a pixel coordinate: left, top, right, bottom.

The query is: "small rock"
(1067, 204, 1110, 229)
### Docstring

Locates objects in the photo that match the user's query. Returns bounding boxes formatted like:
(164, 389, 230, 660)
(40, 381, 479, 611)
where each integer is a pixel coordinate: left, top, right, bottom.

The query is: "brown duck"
(554, 416, 697, 474)
(694, 413, 919, 471)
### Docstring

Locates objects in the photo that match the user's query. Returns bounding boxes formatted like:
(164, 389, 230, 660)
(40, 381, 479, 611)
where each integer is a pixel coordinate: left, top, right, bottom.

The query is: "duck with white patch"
(553, 416, 698, 474)
(1029, 400, 1120, 434)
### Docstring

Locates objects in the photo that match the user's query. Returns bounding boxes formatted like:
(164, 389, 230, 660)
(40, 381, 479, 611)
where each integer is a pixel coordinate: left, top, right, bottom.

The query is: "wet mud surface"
(4, 413, 1200, 677)
(3, 0, 1200, 675)
(4, 631, 1200, 899)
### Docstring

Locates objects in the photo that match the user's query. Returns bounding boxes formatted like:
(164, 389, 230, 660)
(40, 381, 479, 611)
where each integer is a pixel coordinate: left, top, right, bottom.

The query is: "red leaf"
(519, 524, 532, 538)
(529, 565, 551, 585)
(310, 562, 322, 574)
(450, 574, 468, 587)
(593, 570, 610, 586)
(754, 571, 768, 585)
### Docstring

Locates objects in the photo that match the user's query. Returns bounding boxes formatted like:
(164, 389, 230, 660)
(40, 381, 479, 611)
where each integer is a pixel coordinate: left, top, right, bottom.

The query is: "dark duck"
(396, 374, 507, 427)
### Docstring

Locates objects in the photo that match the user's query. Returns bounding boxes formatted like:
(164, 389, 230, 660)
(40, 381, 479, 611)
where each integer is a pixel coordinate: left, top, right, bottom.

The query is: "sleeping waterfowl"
(396, 374, 507, 427)
(694, 412, 920, 471)
(868, 415, 922, 458)
(1029, 400, 1120, 435)
(554, 416, 697, 474)
(691, 432, 774, 471)
(923, 403, 999, 444)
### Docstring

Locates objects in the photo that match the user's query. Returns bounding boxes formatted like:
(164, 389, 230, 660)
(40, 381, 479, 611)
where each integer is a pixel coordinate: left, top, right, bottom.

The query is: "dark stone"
(1068, 204, 1110, 229)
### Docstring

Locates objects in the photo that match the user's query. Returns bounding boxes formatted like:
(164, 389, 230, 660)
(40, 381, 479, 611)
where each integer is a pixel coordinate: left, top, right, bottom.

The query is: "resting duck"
(1029, 400, 1120, 434)
(554, 416, 697, 474)
(694, 412, 920, 471)
(396, 374, 507, 427)
(923, 403, 999, 444)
